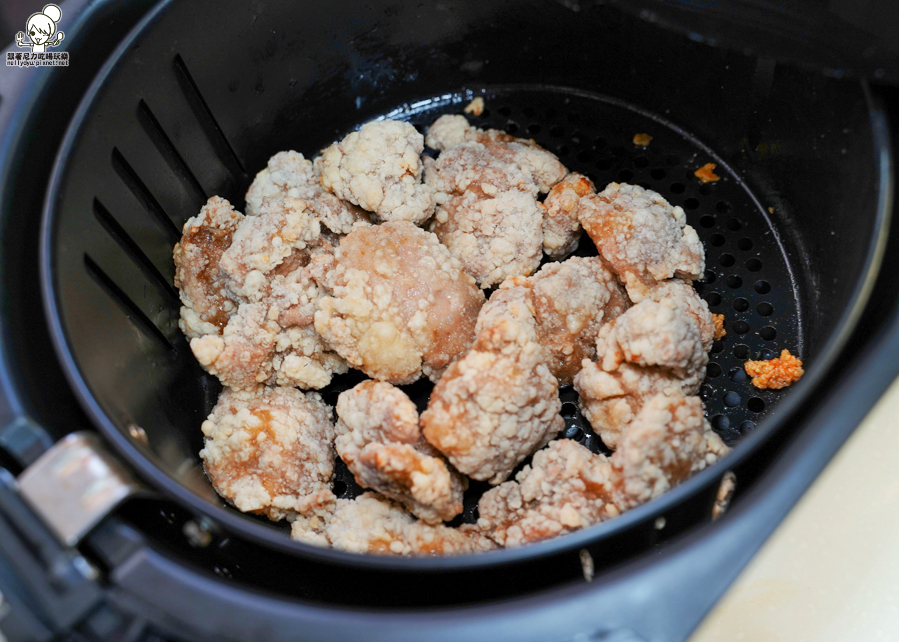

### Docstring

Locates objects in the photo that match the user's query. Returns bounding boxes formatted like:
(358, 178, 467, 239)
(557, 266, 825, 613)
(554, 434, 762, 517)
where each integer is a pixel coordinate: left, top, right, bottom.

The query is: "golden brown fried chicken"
(542, 172, 594, 259)
(334, 381, 464, 524)
(744, 349, 804, 389)
(313, 221, 485, 384)
(424, 137, 567, 288)
(421, 287, 563, 484)
(319, 120, 435, 225)
(574, 280, 711, 448)
(173, 196, 244, 339)
(477, 394, 729, 547)
(245, 150, 370, 234)
(578, 183, 704, 301)
(200, 386, 336, 521)
(290, 493, 496, 555)
(522, 256, 629, 384)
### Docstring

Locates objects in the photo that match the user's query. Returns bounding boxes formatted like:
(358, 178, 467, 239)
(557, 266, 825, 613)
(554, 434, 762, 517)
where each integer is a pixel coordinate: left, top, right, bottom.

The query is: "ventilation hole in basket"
(577, 150, 594, 162)
(759, 326, 777, 341)
(561, 401, 578, 417)
(633, 156, 649, 168)
(754, 280, 771, 294)
(704, 270, 717, 284)
(698, 185, 713, 196)
(729, 366, 748, 382)
(732, 297, 749, 312)
(732, 320, 750, 335)
(707, 363, 721, 378)
(504, 122, 519, 134)
(526, 124, 542, 135)
(650, 168, 666, 180)
(740, 420, 756, 434)
(637, 181, 651, 190)
(611, 145, 627, 157)
(719, 254, 735, 267)
(723, 391, 741, 407)
(747, 397, 765, 413)
(711, 415, 730, 430)
(562, 424, 584, 440)
(595, 158, 612, 170)
(699, 215, 715, 228)
(759, 348, 776, 360)
(684, 197, 700, 210)
(716, 201, 731, 214)
(617, 169, 634, 182)
(746, 258, 763, 272)
(757, 302, 774, 316)
(522, 106, 537, 118)
(333, 480, 348, 496)
(726, 275, 743, 289)
(734, 344, 749, 358)
(726, 218, 742, 231)
(738, 238, 754, 251)
(709, 234, 725, 247)
(550, 125, 565, 137)
(700, 384, 713, 400)
(670, 182, 686, 194)
(664, 154, 681, 166)
(705, 292, 722, 306)
(711, 340, 724, 354)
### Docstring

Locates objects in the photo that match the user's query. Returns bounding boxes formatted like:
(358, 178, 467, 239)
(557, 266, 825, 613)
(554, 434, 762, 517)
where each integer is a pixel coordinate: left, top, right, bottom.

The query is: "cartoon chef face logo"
(16, 4, 65, 53)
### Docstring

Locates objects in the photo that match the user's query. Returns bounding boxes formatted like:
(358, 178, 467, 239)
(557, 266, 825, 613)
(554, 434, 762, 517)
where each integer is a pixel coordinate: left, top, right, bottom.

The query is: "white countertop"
(690, 375, 899, 641)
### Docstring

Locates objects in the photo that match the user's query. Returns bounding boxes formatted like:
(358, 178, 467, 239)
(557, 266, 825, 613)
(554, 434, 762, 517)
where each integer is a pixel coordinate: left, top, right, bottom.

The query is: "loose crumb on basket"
(768, 206, 775, 214)
(744, 349, 804, 389)
(712, 313, 726, 340)
(694, 162, 720, 183)
(632, 132, 652, 147)
(464, 97, 485, 116)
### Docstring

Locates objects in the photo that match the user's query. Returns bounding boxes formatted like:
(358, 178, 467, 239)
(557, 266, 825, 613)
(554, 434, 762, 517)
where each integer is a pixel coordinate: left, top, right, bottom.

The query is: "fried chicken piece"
(245, 150, 370, 234)
(424, 114, 522, 151)
(319, 120, 435, 225)
(291, 493, 496, 555)
(578, 183, 704, 302)
(200, 386, 336, 521)
(612, 394, 729, 509)
(334, 381, 464, 524)
(421, 287, 563, 484)
(313, 221, 485, 384)
(574, 282, 710, 449)
(425, 138, 567, 287)
(542, 172, 594, 259)
(464, 97, 485, 116)
(744, 349, 804, 389)
(477, 394, 729, 547)
(173, 196, 244, 339)
(477, 439, 618, 547)
(694, 162, 720, 184)
(523, 256, 629, 384)
(712, 313, 726, 340)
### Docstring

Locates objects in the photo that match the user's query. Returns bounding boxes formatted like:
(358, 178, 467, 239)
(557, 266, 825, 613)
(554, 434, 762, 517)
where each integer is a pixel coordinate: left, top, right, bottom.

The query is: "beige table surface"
(690, 375, 899, 642)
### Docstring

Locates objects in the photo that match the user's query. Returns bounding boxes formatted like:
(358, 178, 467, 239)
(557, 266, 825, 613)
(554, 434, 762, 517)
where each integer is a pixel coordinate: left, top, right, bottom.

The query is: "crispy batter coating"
(200, 386, 336, 521)
(713, 313, 726, 340)
(173, 196, 244, 339)
(744, 349, 804, 389)
(290, 493, 496, 555)
(425, 138, 567, 287)
(319, 120, 435, 224)
(464, 97, 485, 116)
(523, 256, 629, 384)
(694, 162, 720, 184)
(335, 381, 464, 523)
(578, 183, 704, 301)
(421, 287, 563, 484)
(477, 439, 618, 547)
(478, 394, 729, 547)
(632, 133, 652, 147)
(574, 282, 710, 449)
(245, 150, 370, 234)
(542, 172, 594, 259)
(424, 114, 521, 151)
(612, 394, 728, 509)
(313, 221, 485, 384)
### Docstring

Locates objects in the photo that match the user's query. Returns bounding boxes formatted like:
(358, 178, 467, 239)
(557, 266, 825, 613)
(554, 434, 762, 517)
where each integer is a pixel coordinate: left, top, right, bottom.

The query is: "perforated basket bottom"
(322, 86, 802, 519)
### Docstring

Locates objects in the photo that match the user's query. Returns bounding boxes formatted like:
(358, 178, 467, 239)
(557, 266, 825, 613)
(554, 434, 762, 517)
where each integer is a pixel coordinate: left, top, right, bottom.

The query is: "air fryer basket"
(39, 0, 889, 609)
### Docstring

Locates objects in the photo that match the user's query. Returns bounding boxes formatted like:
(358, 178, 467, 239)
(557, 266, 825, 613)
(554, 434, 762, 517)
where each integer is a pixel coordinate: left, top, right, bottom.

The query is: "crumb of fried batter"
(632, 133, 652, 147)
(694, 163, 720, 183)
(744, 349, 804, 389)
(768, 206, 775, 214)
(712, 313, 726, 340)
(464, 97, 485, 116)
